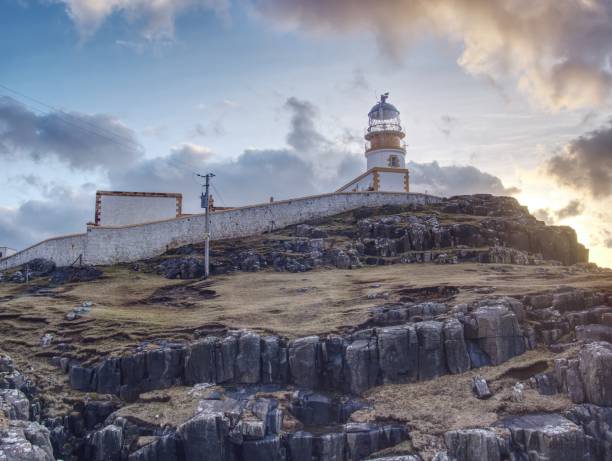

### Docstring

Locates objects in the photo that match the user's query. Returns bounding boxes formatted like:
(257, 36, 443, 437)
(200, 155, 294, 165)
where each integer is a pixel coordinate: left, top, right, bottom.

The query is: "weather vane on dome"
(380, 92, 389, 103)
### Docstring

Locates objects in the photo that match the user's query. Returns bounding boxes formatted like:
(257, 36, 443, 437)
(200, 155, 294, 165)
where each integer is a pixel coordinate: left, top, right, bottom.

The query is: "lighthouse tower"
(337, 93, 409, 193)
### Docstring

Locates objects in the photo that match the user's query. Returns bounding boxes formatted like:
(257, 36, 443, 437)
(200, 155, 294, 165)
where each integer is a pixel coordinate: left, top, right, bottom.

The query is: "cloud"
(0, 96, 143, 170)
(2, 95, 517, 250)
(534, 208, 554, 225)
(57, 0, 229, 39)
(547, 119, 612, 197)
(110, 97, 362, 208)
(407, 161, 519, 197)
(436, 115, 458, 137)
(255, 0, 612, 110)
(0, 186, 92, 250)
(556, 199, 585, 220)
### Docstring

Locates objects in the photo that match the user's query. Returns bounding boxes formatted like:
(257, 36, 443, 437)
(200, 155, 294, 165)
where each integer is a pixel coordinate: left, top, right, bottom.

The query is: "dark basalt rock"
(158, 257, 206, 279)
(0, 420, 55, 461)
(444, 428, 506, 461)
(502, 413, 590, 461)
(69, 298, 533, 400)
(288, 336, 320, 389)
(51, 265, 103, 285)
(128, 434, 179, 461)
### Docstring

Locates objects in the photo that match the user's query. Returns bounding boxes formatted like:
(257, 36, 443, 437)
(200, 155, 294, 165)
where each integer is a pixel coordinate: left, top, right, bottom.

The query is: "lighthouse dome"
(368, 100, 400, 121)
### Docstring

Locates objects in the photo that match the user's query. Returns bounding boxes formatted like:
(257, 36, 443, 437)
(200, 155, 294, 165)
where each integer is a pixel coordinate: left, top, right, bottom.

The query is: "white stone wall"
(366, 149, 406, 170)
(99, 195, 179, 226)
(378, 171, 407, 192)
(0, 192, 441, 270)
(0, 247, 17, 259)
(0, 234, 87, 270)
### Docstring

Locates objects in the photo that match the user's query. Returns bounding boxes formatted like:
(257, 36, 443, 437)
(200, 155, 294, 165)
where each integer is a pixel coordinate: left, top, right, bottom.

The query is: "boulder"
(158, 258, 205, 279)
(87, 424, 123, 461)
(0, 389, 30, 420)
(344, 337, 379, 394)
(177, 412, 230, 461)
(0, 421, 55, 461)
(215, 335, 237, 383)
(566, 404, 612, 461)
(261, 336, 282, 384)
(320, 335, 346, 390)
(502, 413, 590, 461)
(83, 401, 116, 429)
(143, 347, 183, 391)
(236, 331, 261, 383)
(288, 336, 320, 389)
(416, 321, 447, 380)
(51, 265, 102, 284)
(444, 428, 505, 461)
(554, 358, 585, 403)
(96, 357, 121, 394)
(184, 337, 217, 385)
(443, 320, 470, 374)
(377, 325, 418, 383)
(578, 341, 612, 406)
(69, 365, 96, 392)
(464, 304, 525, 365)
(472, 376, 492, 399)
(24, 258, 56, 277)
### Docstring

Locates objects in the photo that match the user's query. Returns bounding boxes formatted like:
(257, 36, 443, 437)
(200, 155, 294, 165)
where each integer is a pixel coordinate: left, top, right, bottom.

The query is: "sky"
(1, 0, 612, 267)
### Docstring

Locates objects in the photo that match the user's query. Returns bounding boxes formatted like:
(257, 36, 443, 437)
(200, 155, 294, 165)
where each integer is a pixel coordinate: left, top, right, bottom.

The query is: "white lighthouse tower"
(337, 93, 409, 193)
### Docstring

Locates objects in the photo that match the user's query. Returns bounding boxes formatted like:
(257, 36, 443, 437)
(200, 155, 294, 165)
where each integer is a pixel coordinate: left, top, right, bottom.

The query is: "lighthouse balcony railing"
(366, 122, 403, 134)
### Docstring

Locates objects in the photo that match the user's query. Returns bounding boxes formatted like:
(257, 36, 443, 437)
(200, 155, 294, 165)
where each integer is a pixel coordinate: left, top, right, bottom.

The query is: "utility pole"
(197, 173, 215, 277)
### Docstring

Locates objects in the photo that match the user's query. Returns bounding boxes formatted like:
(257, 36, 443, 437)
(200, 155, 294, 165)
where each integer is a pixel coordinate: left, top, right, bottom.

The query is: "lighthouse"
(337, 93, 409, 193)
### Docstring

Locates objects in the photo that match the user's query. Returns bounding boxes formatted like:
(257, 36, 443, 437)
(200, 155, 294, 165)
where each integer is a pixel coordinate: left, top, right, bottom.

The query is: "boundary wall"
(0, 191, 441, 270)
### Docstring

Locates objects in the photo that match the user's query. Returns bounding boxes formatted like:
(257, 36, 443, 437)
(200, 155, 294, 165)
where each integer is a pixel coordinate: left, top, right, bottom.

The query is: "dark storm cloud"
(407, 161, 519, 197)
(556, 199, 585, 220)
(547, 119, 612, 198)
(255, 0, 612, 109)
(284, 97, 328, 152)
(0, 96, 143, 170)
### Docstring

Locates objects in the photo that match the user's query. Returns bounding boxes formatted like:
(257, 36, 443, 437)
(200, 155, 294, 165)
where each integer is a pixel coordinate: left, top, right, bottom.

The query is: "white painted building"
(0, 247, 17, 260)
(337, 93, 409, 193)
(94, 191, 183, 227)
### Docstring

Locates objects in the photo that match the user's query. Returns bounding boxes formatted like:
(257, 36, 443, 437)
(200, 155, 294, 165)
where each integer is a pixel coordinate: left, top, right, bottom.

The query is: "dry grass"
(359, 348, 576, 459)
(1, 261, 611, 419)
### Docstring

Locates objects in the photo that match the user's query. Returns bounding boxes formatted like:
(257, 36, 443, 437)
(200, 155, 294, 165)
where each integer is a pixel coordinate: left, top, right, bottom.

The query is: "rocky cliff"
(0, 194, 609, 461)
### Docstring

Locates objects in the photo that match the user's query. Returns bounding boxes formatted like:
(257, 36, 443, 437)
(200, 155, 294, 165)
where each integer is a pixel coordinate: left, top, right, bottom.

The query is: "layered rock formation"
(64, 300, 528, 399)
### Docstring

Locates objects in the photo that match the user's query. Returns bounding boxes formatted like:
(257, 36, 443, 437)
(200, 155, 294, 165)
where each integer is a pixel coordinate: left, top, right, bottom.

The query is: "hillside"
(1, 195, 612, 461)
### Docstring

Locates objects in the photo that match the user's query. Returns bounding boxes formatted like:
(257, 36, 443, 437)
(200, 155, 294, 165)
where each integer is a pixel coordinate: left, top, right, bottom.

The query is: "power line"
(211, 183, 226, 207)
(0, 83, 139, 152)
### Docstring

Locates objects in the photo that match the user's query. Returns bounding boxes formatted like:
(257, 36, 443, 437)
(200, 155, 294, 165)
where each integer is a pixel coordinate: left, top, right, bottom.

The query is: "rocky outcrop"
(502, 414, 590, 461)
(88, 388, 407, 461)
(444, 428, 506, 461)
(444, 413, 595, 461)
(0, 420, 55, 461)
(64, 298, 528, 399)
(0, 354, 55, 461)
(463, 303, 525, 366)
(144, 195, 591, 280)
(553, 341, 612, 406)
